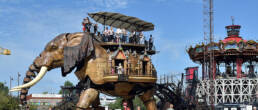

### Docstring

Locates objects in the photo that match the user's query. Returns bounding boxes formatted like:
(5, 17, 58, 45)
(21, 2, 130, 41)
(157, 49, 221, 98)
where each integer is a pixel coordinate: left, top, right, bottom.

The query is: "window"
(142, 61, 148, 75)
(208, 45, 220, 51)
(225, 44, 238, 50)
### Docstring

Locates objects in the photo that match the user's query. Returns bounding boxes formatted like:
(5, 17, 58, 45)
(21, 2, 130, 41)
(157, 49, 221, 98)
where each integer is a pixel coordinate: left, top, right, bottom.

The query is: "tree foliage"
(58, 80, 74, 95)
(0, 82, 8, 94)
(42, 91, 48, 94)
(133, 96, 146, 110)
(29, 105, 38, 110)
(0, 82, 19, 110)
(108, 97, 123, 109)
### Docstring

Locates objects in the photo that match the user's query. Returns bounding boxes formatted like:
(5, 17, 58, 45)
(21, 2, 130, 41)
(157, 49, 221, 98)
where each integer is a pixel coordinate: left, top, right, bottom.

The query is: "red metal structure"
(187, 23, 258, 80)
(185, 67, 198, 82)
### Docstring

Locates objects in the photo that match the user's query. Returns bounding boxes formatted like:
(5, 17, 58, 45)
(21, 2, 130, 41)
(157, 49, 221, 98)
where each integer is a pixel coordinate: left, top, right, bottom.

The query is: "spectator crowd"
(82, 17, 154, 50)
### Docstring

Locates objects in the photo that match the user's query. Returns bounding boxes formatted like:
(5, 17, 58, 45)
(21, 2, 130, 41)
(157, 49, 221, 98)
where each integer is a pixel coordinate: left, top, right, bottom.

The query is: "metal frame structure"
(197, 78, 258, 105)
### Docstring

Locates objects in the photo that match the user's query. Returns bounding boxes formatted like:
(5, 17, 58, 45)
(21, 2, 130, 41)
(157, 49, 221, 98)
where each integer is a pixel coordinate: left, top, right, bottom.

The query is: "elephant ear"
(61, 33, 95, 77)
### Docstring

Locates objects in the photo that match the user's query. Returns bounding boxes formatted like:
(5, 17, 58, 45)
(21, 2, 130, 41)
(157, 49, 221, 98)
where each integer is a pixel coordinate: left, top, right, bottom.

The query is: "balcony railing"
(103, 72, 157, 78)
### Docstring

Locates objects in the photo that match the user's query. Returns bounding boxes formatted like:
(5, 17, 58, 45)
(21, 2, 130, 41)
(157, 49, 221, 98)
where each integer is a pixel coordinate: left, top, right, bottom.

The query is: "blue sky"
(0, 0, 258, 94)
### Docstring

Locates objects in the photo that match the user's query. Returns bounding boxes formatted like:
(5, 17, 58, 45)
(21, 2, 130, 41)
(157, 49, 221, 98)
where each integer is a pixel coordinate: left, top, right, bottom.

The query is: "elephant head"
(10, 32, 95, 104)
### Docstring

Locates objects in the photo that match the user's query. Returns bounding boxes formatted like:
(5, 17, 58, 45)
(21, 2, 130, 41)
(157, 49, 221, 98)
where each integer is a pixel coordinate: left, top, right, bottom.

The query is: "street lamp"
(9, 76, 13, 96)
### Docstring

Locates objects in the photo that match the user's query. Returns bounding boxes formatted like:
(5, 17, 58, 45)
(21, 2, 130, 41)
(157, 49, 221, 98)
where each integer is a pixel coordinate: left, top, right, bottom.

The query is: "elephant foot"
(76, 88, 99, 110)
(93, 106, 105, 110)
(78, 107, 104, 110)
(139, 89, 157, 110)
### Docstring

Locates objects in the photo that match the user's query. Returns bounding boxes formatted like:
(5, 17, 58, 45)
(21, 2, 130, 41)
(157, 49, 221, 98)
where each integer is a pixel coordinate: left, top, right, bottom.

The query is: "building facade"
(26, 94, 63, 109)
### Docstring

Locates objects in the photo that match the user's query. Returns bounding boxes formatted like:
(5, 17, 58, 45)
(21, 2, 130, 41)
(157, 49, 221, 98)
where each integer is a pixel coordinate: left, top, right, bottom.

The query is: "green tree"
(0, 82, 19, 110)
(58, 80, 74, 94)
(42, 91, 48, 94)
(29, 104, 38, 110)
(0, 82, 8, 95)
(133, 96, 146, 110)
(108, 97, 123, 109)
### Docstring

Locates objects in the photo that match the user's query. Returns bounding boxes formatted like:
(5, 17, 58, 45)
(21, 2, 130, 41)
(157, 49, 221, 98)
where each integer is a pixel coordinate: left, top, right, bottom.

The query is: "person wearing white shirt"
(167, 104, 174, 110)
(103, 27, 109, 42)
(139, 32, 145, 44)
(116, 28, 122, 43)
(117, 63, 123, 75)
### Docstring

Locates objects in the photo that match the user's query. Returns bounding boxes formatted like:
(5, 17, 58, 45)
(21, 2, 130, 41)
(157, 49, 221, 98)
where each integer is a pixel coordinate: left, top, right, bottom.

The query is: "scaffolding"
(197, 78, 258, 105)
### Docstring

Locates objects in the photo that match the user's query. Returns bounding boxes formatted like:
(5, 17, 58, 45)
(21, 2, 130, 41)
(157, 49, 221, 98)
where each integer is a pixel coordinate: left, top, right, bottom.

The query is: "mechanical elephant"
(11, 32, 157, 110)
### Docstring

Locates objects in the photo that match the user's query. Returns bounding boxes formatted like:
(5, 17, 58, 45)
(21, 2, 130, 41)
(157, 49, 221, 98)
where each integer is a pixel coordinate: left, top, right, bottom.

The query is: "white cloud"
(0, 0, 131, 94)
(184, 0, 202, 3)
(150, 28, 185, 61)
(78, 0, 128, 10)
(0, 0, 26, 4)
(155, 0, 168, 3)
(155, 0, 202, 4)
(0, 3, 84, 94)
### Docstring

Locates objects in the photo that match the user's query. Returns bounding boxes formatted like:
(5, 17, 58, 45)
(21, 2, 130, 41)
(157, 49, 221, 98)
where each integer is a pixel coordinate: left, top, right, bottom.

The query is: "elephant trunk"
(19, 64, 38, 104)
(15, 66, 48, 105)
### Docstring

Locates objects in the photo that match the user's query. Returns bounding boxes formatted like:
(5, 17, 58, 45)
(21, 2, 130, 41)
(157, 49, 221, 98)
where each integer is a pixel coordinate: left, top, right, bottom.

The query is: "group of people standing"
(82, 17, 154, 50)
(103, 27, 128, 43)
(102, 26, 150, 45)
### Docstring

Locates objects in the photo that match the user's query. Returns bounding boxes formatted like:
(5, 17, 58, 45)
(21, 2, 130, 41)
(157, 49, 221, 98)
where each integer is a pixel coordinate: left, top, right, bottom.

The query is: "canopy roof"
(88, 12, 154, 32)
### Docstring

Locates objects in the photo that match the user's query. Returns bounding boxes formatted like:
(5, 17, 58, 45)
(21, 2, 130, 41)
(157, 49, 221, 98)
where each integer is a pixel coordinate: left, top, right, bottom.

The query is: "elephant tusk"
(11, 66, 48, 90)
(9, 88, 22, 92)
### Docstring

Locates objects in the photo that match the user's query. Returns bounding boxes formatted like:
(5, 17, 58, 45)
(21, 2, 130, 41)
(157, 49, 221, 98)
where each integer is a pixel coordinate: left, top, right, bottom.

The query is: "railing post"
(163, 74, 166, 84)
(159, 75, 161, 84)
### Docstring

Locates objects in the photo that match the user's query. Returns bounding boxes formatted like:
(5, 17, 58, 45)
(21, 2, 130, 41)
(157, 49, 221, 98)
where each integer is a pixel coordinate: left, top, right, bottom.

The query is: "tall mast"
(203, 0, 215, 108)
(209, 0, 214, 80)
(202, 0, 207, 79)
(203, 0, 214, 79)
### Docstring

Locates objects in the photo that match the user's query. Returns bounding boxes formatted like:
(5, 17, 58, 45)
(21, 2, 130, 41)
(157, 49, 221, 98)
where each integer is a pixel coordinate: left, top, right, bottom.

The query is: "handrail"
(103, 71, 156, 77)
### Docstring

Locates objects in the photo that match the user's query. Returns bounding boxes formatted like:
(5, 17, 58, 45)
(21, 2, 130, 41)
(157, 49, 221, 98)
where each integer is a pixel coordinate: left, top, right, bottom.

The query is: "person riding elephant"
(82, 17, 92, 32)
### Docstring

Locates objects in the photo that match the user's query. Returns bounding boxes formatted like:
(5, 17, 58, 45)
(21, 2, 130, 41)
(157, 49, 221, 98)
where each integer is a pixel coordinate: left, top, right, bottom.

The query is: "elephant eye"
(46, 45, 58, 51)
(51, 45, 58, 50)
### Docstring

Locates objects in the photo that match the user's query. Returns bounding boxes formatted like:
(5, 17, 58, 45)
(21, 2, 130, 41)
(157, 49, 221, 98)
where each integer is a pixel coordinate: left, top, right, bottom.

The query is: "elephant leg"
(127, 99, 134, 110)
(139, 89, 157, 110)
(76, 88, 99, 110)
(92, 94, 105, 110)
(92, 94, 100, 108)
